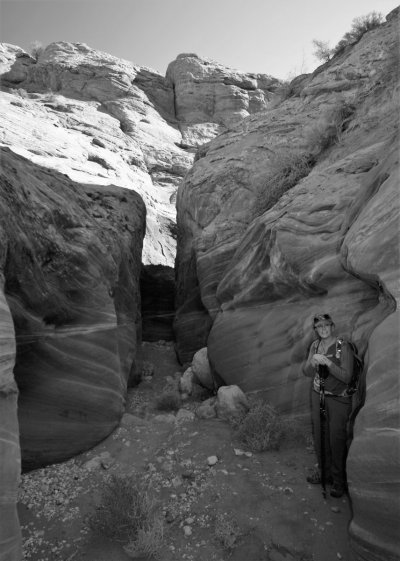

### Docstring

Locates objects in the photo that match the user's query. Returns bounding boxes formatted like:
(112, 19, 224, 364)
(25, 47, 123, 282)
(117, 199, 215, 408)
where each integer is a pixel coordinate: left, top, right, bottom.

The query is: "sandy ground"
(17, 341, 354, 561)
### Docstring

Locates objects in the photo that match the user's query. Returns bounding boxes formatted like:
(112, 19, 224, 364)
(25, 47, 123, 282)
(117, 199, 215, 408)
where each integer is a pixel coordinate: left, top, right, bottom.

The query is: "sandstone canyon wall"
(0, 41, 279, 465)
(0, 41, 279, 343)
(174, 9, 399, 561)
(0, 286, 21, 561)
(0, 43, 281, 559)
(0, 147, 146, 469)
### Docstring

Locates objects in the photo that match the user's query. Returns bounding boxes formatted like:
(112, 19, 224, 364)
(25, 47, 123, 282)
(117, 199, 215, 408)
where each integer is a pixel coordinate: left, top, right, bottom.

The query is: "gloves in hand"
(318, 364, 330, 379)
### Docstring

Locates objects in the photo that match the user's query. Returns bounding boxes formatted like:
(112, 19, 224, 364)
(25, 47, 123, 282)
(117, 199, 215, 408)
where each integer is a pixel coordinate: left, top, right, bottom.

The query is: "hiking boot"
(330, 482, 345, 498)
(306, 472, 333, 485)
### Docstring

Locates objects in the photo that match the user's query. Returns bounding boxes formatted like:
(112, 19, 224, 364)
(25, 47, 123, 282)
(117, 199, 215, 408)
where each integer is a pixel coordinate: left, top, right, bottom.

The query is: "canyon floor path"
(18, 342, 353, 561)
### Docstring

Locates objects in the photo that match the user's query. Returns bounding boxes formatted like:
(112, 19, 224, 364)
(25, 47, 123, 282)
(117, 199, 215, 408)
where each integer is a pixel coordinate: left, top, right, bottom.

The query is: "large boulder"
(191, 347, 214, 390)
(216, 385, 250, 420)
(0, 147, 146, 469)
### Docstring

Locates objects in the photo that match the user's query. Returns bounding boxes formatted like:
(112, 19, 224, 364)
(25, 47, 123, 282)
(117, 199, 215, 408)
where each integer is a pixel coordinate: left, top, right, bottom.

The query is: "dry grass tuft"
(234, 401, 285, 452)
(155, 390, 181, 412)
(255, 151, 314, 216)
(304, 100, 355, 154)
(88, 474, 163, 552)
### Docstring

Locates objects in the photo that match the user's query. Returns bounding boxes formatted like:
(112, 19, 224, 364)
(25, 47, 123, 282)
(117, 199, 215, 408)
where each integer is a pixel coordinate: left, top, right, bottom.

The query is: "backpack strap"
(335, 337, 344, 360)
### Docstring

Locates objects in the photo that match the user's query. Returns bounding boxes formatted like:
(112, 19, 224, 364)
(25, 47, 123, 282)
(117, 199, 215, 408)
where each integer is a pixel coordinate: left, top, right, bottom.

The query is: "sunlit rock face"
(0, 147, 146, 468)
(175, 10, 399, 561)
(0, 42, 279, 269)
(166, 52, 280, 140)
(0, 286, 21, 561)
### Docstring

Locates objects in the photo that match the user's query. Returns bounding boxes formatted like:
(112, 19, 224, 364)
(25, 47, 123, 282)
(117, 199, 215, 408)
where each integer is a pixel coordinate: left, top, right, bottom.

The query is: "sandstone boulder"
(215, 385, 250, 421)
(195, 397, 217, 419)
(191, 347, 214, 389)
(179, 367, 195, 395)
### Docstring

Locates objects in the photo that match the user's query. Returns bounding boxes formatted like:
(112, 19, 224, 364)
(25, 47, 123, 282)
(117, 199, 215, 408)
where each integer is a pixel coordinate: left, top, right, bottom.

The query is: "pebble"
(207, 455, 218, 466)
(183, 525, 192, 536)
(331, 506, 341, 513)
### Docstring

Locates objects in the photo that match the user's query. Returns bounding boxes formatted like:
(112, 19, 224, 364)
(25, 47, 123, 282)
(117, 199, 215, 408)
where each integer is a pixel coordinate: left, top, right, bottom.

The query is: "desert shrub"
(30, 40, 44, 61)
(124, 516, 164, 559)
(234, 401, 285, 452)
(155, 390, 181, 412)
(255, 151, 314, 215)
(304, 100, 355, 153)
(312, 39, 332, 63)
(88, 474, 162, 543)
(333, 12, 384, 54)
(214, 512, 241, 550)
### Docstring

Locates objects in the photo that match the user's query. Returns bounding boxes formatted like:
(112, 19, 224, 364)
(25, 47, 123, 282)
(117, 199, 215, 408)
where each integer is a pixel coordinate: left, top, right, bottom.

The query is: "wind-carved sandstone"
(0, 285, 22, 561)
(0, 43, 281, 559)
(0, 10, 398, 560)
(174, 9, 399, 561)
(1, 147, 146, 469)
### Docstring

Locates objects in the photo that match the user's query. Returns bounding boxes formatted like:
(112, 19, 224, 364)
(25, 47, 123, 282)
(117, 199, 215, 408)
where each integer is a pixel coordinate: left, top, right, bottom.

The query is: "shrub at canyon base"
(155, 390, 182, 412)
(89, 474, 164, 556)
(234, 402, 284, 452)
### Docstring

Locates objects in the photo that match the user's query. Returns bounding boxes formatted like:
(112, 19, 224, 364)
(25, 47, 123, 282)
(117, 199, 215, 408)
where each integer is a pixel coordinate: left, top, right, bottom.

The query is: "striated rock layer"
(0, 286, 22, 561)
(0, 147, 146, 468)
(175, 9, 399, 561)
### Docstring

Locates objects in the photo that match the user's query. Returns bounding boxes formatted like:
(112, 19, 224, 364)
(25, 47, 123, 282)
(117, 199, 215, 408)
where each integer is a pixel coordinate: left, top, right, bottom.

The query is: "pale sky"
(0, 0, 398, 79)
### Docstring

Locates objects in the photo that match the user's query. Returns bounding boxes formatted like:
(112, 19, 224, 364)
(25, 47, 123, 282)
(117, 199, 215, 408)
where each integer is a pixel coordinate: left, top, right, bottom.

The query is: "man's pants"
(311, 390, 352, 486)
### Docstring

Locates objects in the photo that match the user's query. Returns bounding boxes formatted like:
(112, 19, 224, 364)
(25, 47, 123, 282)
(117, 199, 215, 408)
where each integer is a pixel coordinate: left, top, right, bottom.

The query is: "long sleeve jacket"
(302, 338, 354, 396)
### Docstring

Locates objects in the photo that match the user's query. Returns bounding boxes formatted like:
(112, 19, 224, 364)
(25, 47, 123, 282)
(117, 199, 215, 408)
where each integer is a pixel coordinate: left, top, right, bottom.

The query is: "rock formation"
(0, 9, 398, 560)
(0, 43, 280, 559)
(0, 41, 279, 342)
(0, 147, 146, 468)
(0, 286, 22, 560)
(174, 9, 399, 561)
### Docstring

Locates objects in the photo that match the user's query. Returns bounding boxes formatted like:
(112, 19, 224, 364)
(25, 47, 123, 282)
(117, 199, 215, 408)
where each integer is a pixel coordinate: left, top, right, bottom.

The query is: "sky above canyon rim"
(0, 0, 398, 79)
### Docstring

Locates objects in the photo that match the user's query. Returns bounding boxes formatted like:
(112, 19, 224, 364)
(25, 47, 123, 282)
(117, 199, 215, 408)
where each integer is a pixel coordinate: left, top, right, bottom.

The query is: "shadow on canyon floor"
(18, 342, 353, 561)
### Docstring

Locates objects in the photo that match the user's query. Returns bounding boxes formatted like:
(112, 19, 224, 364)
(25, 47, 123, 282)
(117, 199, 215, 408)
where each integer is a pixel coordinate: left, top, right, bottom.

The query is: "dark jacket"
(303, 338, 354, 396)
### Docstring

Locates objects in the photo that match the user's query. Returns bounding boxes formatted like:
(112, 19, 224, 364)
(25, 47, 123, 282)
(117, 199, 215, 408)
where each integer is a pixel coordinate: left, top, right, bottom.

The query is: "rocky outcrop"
(0, 147, 146, 468)
(0, 287, 21, 561)
(166, 53, 280, 141)
(0, 42, 279, 269)
(174, 10, 399, 561)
